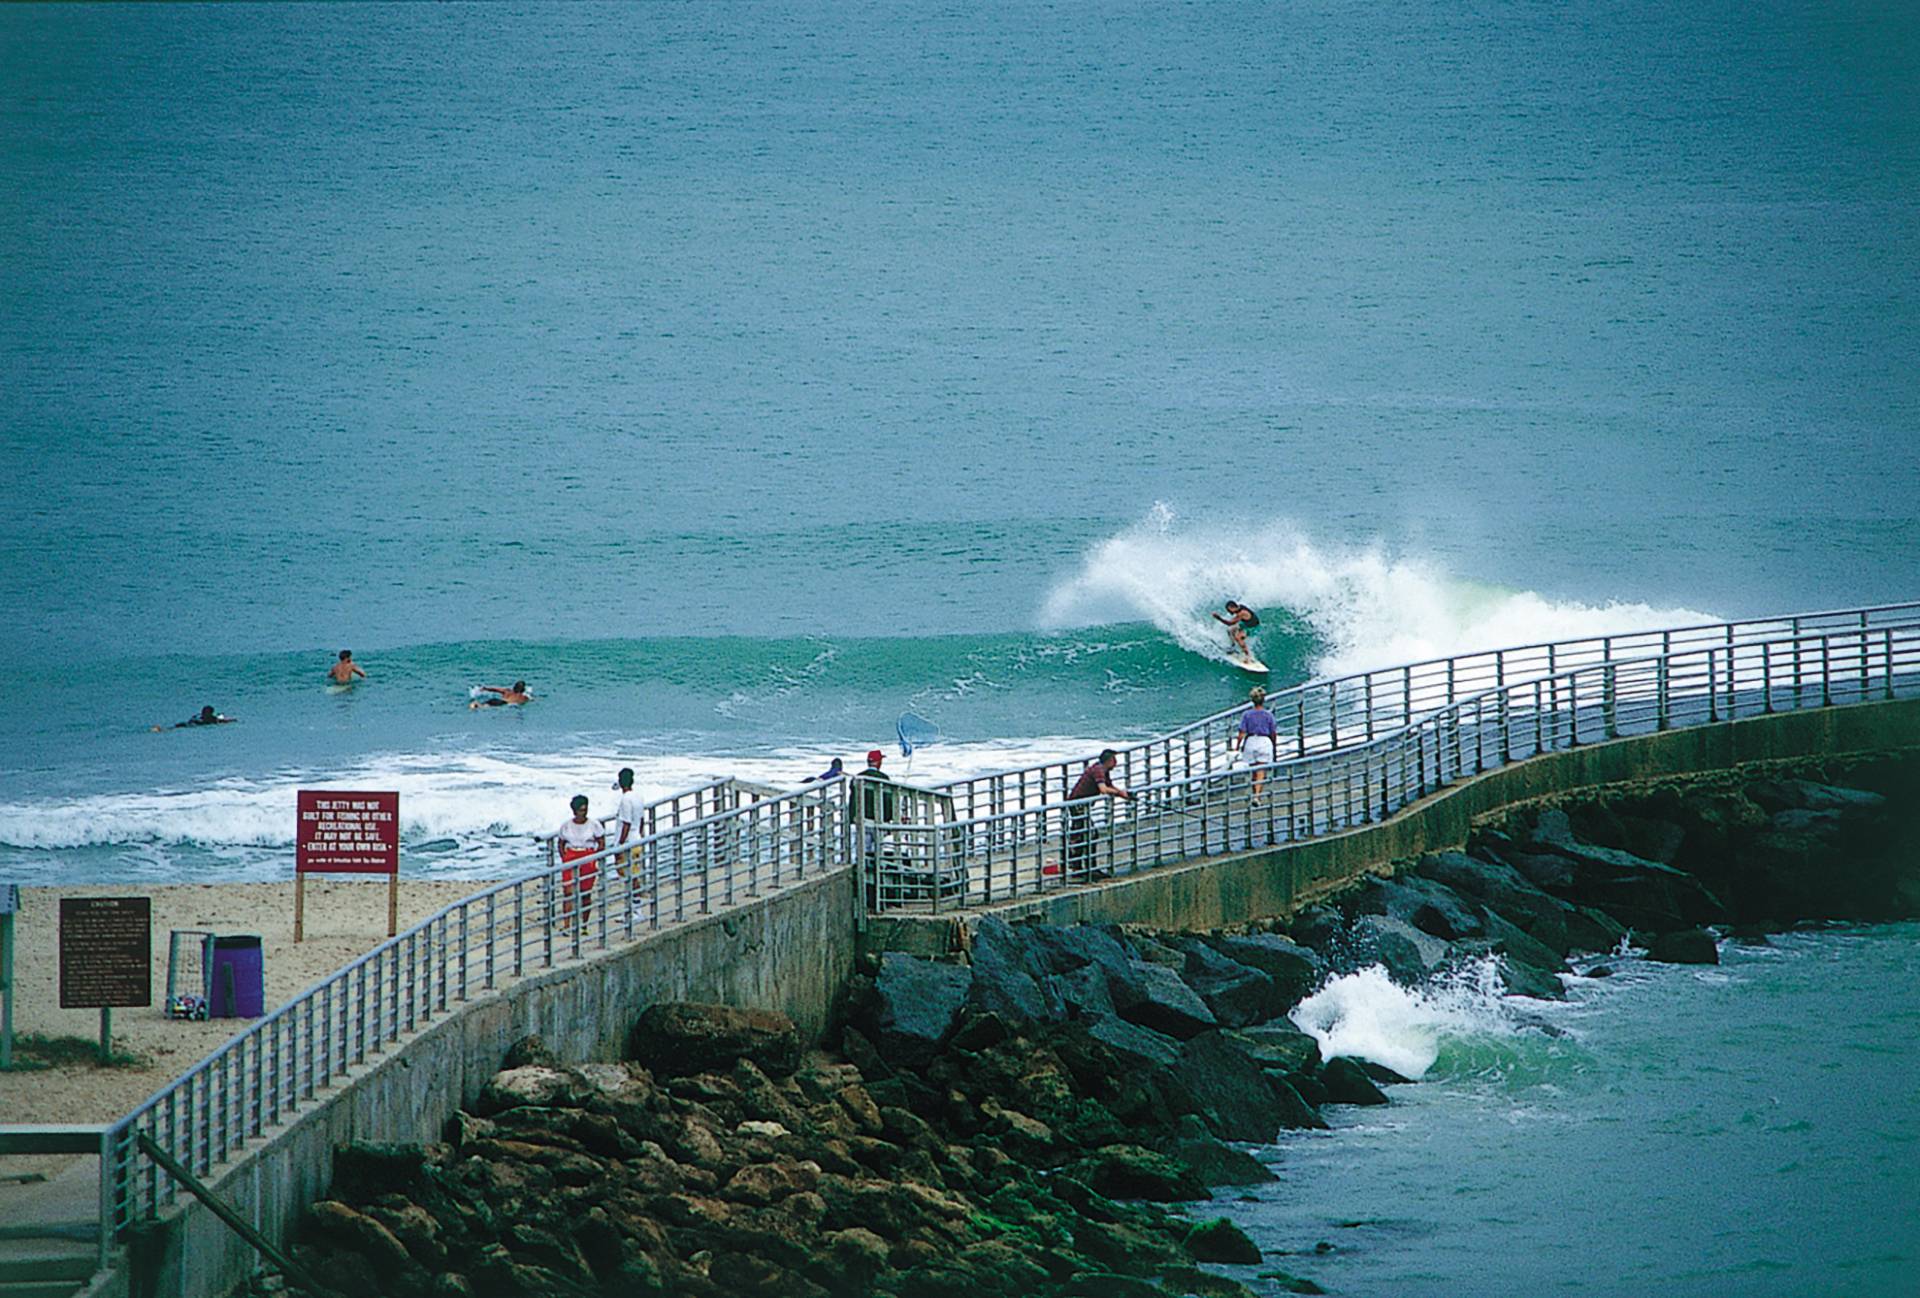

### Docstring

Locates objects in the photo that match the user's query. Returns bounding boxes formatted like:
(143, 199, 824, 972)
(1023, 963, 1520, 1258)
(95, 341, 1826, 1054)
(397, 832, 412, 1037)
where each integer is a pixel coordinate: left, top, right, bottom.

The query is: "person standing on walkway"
(851, 750, 900, 894)
(1235, 686, 1279, 801)
(1064, 749, 1134, 881)
(614, 771, 652, 921)
(554, 794, 604, 929)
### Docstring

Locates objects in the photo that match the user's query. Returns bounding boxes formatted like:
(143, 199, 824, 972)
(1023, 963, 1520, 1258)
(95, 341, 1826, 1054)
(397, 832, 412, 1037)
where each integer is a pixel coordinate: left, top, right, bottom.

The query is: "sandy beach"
(0, 878, 499, 1141)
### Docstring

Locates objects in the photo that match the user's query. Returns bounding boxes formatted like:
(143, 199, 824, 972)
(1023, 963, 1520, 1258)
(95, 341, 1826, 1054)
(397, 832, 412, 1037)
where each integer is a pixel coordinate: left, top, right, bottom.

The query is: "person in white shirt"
(554, 795, 604, 928)
(612, 768, 652, 924)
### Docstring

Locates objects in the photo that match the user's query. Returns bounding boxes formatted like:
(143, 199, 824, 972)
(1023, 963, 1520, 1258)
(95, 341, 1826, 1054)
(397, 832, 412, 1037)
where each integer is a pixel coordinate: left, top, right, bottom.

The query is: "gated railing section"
(930, 602, 1920, 820)
(866, 619, 1920, 913)
(99, 779, 848, 1243)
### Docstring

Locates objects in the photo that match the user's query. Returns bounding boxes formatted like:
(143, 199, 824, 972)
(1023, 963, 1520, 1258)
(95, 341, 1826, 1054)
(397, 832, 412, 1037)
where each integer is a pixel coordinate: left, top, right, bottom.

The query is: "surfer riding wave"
(1212, 600, 1261, 665)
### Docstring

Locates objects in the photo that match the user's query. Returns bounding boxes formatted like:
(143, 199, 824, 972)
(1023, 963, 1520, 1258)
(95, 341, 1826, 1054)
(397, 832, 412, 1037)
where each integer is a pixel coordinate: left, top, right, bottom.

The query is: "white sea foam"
(1040, 505, 1717, 675)
(1290, 960, 1520, 1079)
(0, 737, 1097, 854)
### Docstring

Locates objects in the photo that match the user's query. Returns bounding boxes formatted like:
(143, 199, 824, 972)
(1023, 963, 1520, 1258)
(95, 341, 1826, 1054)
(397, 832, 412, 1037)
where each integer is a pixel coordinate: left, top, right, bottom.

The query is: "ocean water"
(3, 0, 1915, 883)
(1248, 927, 1920, 1297)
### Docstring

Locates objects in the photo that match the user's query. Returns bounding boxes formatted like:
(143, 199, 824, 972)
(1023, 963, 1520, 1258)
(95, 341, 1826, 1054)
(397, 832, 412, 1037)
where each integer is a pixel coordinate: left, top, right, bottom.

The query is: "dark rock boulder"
(1184, 1217, 1262, 1264)
(1078, 1144, 1209, 1202)
(1085, 1013, 1184, 1069)
(868, 953, 972, 1067)
(967, 918, 1066, 1025)
(1493, 954, 1566, 1001)
(1477, 912, 1569, 983)
(1055, 963, 1118, 1019)
(1346, 915, 1450, 985)
(1107, 960, 1217, 1040)
(1264, 1073, 1329, 1130)
(1318, 1056, 1389, 1106)
(1171, 1031, 1281, 1143)
(1283, 906, 1346, 957)
(1647, 928, 1719, 965)
(1028, 923, 1136, 976)
(1202, 932, 1325, 1005)
(1614, 811, 1687, 864)
(1222, 1023, 1321, 1075)
(628, 1003, 801, 1078)
(1563, 904, 1629, 956)
(1354, 875, 1487, 941)
(1176, 942, 1285, 1029)
(1413, 850, 1573, 953)
(1158, 1117, 1276, 1187)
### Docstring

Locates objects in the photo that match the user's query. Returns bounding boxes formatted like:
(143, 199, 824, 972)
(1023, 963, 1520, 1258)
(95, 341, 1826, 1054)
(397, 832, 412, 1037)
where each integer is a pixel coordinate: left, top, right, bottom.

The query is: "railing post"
(1603, 648, 1618, 739)
(1365, 677, 1375, 741)
(1859, 611, 1870, 700)
(1763, 643, 1774, 713)
(1821, 635, 1832, 706)
(1496, 651, 1510, 763)
(1546, 645, 1557, 726)
(1708, 649, 1720, 722)
(1887, 628, 1897, 701)
(1328, 684, 1339, 752)
(1726, 623, 1737, 717)
(1296, 698, 1307, 759)
(1657, 632, 1671, 730)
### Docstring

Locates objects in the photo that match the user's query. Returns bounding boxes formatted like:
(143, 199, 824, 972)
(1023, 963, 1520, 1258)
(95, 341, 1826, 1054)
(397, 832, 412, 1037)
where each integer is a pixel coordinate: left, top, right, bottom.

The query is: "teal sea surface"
(3, 0, 1913, 877)
(1254, 926, 1920, 1297)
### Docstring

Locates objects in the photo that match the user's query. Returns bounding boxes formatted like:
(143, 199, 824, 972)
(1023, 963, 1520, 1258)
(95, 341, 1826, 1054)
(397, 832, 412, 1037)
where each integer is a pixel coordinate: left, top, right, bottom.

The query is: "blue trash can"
(208, 935, 264, 1019)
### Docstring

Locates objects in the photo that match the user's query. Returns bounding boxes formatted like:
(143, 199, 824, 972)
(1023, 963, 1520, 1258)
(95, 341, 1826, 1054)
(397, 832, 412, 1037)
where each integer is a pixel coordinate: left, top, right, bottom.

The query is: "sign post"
(58, 896, 151, 1063)
(1, 883, 18, 1069)
(295, 791, 400, 941)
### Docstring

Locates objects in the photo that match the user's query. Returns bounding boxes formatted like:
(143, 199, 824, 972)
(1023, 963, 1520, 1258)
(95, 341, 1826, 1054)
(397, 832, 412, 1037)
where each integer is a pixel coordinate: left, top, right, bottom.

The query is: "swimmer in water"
(471, 681, 533, 710)
(154, 705, 235, 731)
(328, 649, 367, 685)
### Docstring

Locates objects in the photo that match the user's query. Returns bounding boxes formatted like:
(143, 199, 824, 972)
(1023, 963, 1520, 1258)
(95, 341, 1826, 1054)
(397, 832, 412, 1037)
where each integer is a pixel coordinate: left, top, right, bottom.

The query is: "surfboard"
(1232, 656, 1270, 674)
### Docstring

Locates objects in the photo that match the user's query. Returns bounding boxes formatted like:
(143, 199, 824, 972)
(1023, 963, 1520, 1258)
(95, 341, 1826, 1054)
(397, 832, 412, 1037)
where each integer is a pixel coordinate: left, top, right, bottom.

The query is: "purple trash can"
(209, 935, 264, 1019)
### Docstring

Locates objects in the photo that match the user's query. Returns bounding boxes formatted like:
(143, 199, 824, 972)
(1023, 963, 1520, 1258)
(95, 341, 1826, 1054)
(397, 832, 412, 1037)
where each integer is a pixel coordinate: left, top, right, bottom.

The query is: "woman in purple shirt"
(1236, 686, 1279, 800)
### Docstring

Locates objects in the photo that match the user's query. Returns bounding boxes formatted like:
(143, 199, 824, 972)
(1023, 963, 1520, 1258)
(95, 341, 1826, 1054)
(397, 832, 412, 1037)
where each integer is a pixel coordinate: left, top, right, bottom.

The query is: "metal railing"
(96, 779, 847, 1251)
(864, 618, 1920, 912)
(531, 776, 785, 868)
(927, 602, 1920, 821)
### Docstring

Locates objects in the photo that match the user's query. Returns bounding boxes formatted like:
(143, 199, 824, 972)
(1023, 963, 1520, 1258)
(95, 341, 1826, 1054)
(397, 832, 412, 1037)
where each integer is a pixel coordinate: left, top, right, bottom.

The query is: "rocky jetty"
(270, 759, 1915, 1298)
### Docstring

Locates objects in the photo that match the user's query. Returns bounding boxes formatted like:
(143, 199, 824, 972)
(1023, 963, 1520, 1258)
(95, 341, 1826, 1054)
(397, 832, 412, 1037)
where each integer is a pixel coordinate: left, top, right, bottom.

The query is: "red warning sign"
(296, 791, 400, 875)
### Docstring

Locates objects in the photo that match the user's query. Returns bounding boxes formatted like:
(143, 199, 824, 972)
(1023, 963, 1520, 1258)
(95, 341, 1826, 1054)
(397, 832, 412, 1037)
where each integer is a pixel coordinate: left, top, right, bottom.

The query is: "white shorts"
(1239, 734, 1276, 765)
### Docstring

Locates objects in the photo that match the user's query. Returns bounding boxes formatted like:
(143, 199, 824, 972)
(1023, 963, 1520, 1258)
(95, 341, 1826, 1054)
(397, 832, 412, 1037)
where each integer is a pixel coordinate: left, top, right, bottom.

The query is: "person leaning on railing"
(1064, 749, 1134, 881)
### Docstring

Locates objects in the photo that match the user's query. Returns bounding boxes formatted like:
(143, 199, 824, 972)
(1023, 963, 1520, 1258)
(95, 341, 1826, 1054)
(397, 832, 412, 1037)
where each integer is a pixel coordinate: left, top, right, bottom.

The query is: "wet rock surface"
(272, 756, 1916, 1298)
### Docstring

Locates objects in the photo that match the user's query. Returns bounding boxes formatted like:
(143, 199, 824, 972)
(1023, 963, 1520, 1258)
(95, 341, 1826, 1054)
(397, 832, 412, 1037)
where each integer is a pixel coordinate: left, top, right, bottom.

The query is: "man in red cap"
(852, 749, 900, 881)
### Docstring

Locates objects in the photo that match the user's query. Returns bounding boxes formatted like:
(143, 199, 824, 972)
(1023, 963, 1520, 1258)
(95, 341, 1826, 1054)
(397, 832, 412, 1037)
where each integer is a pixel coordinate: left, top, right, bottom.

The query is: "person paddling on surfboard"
(1212, 600, 1261, 664)
(471, 680, 533, 709)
